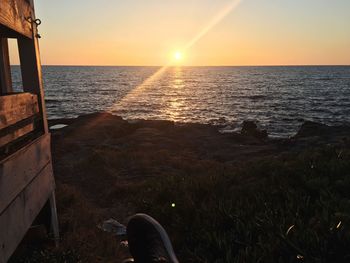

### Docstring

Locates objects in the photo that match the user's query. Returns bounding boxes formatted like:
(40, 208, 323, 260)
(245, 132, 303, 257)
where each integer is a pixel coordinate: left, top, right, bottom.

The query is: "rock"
(242, 121, 257, 132)
(98, 218, 127, 236)
(241, 121, 268, 139)
(294, 121, 350, 139)
(294, 121, 329, 138)
(133, 119, 174, 130)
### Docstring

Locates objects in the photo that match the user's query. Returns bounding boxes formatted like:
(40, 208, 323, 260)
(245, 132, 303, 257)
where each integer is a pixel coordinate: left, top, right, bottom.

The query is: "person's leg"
(127, 214, 179, 263)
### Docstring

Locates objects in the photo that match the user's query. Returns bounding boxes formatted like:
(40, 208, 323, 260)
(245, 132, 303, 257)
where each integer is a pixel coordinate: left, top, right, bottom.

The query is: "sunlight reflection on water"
(11, 66, 350, 137)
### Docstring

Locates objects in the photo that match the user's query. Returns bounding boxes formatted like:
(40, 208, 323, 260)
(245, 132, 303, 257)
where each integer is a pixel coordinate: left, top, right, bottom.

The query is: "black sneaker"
(127, 214, 179, 263)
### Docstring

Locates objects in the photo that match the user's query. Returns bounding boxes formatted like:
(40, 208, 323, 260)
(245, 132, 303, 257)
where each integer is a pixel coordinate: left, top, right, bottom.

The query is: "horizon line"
(11, 64, 350, 67)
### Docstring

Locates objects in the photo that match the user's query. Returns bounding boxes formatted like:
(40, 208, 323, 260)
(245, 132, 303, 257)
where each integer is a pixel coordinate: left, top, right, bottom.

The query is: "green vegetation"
(13, 145, 350, 262)
(130, 146, 350, 262)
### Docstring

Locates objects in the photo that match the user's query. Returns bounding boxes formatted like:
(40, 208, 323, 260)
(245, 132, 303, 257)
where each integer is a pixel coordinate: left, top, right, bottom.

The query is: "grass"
(13, 145, 350, 262)
(127, 146, 350, 262)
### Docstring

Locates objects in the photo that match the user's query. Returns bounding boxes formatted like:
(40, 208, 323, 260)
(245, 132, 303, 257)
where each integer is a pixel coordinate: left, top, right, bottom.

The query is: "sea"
(11, 66, 350, 137)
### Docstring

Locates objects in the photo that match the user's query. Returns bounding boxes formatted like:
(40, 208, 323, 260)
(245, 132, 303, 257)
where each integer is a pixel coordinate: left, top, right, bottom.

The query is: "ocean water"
(11, 66, 350, 137)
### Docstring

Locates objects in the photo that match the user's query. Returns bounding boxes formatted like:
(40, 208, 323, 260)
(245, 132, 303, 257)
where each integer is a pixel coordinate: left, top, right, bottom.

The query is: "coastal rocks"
(295, 121, 330, 138)
(133, 119, 174, 130)
(294, 121, 350, 138)
(241, 121, 268, 139)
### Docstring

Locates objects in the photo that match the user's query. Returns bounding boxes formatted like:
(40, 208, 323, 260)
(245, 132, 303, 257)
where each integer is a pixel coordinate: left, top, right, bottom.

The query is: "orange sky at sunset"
(9, 0, 350, 66)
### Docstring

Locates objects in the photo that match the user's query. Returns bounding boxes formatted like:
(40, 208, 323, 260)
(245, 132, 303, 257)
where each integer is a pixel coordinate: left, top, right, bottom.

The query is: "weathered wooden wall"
(0, 0, 33, 38)
(0, 135, 55, 262)
(0, 39, 12, 94)
(0, 93, 39, 129)
(0, 134, 50, 213)
(0, 93, 39, 148)
(0, 0, 59, 261)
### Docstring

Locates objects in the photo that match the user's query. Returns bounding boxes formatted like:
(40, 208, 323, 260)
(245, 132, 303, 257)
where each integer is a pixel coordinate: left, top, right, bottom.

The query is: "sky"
(9, 0, 350, 66)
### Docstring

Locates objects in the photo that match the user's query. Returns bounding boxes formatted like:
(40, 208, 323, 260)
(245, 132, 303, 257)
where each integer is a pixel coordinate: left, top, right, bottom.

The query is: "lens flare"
(108, 0, 244, 113)
(185, 0, 242, 50)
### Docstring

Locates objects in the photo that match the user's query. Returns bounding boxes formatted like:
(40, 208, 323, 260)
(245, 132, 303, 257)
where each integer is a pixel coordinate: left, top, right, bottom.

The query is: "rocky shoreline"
(49, 112, 350, 162)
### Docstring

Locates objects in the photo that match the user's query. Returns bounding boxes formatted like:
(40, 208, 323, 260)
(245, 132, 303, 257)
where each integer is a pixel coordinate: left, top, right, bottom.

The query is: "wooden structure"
(0, 0, 59, 261)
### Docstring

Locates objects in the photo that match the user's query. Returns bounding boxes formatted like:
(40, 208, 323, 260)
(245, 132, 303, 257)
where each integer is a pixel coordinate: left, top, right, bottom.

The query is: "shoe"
(127, 214, 179, 263)
(122, 259, 135, 263)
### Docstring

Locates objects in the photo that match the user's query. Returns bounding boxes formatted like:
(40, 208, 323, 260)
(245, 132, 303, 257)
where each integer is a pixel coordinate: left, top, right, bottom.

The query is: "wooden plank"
(0, 38, 13, 95)
(0, 93, 39, 130)
(49, 192, 60, 246)
(0, 0, 33, 38)
(18, 29, 48, 133)
(0, 122, 33, 147)
(0, 134, 51, 214)
(0, 162, 55, 262)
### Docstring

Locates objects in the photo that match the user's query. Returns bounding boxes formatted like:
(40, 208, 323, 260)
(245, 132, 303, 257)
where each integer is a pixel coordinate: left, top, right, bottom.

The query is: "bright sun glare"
(174, 51, 183, 61)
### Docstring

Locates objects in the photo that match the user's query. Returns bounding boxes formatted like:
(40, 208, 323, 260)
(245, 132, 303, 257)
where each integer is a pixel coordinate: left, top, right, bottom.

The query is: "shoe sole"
(128, 213, 179, 263)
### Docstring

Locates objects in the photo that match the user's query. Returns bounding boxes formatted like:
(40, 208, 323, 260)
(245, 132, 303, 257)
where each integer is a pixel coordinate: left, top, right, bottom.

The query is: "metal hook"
(26, 17, 42, 27)
(34, 19, 42, 26)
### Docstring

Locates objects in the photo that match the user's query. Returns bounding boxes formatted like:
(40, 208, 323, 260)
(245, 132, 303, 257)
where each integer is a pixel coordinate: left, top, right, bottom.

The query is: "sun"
(173, 51, 183, 61)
